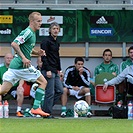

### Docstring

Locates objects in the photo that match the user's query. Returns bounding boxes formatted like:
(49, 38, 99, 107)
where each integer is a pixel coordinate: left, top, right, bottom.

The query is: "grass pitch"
(0, 117, 133, 133)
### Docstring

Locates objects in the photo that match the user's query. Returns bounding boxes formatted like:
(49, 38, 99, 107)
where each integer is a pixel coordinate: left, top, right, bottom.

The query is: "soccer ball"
(74, 100, 88, 116)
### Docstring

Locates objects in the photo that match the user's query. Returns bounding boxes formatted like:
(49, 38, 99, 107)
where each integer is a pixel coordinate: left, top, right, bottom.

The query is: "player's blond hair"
(28, 12, 41, 21)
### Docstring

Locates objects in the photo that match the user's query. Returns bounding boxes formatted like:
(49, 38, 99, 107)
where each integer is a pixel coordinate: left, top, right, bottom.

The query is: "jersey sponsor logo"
(90, 28, 113, 36)
(16, 37, 25, 44)
(0, 28, 12, 34)
(0, 15, 13, 24)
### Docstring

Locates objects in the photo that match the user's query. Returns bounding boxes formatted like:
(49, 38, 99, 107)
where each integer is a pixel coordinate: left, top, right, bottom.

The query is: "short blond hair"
(28, 12, 41, 21)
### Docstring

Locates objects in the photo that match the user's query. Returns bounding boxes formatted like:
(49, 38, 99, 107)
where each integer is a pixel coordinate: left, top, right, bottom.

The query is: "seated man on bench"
(61, 57, 92, 118)
(0, 53, 24, 117)
(119, 46, 133, 102)
(103, 65, 133, 100)
(94, 48, 119, 78)
(94, 48, 119, 102)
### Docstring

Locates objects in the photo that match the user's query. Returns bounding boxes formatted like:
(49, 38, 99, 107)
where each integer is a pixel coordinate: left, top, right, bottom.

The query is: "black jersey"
(63, 66, 91, 89)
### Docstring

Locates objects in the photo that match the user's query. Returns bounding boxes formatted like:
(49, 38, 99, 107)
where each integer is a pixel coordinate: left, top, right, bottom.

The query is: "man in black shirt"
(41, 22, 63, 118)
(61, 57, 92, 118)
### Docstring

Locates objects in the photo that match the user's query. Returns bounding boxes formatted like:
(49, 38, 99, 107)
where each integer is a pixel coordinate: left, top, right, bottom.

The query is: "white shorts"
(69, 86, 84, 99)
(3, 66, 41, 85)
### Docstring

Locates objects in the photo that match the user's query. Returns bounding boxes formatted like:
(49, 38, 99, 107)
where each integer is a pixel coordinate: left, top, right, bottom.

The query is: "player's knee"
(0, 84, 9, 95)
(0, 88, 9, 95)
(85, 92, 91, 96)
(84, 87, 90, 93)
(63, 87, 68, 94)
(17, 88, 24, 96)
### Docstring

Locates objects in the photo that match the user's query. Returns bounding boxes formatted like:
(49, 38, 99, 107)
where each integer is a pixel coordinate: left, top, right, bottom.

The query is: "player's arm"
(103, 84, 108, 91)
(32, 48, 46, 56)
(80, 68, 90, 86)
(11, 42, 25, 59)
(11, 42, 31, 68)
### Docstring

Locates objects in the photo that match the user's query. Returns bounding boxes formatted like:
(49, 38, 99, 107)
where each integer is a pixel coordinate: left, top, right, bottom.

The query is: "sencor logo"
(90, 28, 113, 36)
(0, 15, 13, 24)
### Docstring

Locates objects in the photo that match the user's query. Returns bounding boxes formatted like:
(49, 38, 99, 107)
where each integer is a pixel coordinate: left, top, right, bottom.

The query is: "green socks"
(61, 106, 67, 112)
(88, 106, 91, 112)
(32, 88, 45, 109)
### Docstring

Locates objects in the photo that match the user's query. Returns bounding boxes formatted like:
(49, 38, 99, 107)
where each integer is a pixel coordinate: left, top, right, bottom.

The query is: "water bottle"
(3, 100, 9, 118)
(117, 101, 122, 107)
(0, 102, 3, 118)
(128, 101, 133, 120)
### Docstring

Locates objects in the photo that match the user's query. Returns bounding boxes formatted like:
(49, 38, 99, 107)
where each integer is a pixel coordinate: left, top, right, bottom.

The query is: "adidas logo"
(96, 16, 108, 24)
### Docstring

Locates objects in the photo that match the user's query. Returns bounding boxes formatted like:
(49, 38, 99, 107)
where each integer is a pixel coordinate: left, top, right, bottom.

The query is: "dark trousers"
(41, 70, 63, 114)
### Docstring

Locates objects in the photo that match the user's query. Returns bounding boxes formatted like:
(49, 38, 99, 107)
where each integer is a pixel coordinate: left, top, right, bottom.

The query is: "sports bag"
(112, 105, 128, 119)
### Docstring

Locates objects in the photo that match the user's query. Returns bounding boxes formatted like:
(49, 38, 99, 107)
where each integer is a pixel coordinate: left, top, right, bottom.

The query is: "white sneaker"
(87, 112, 93, 118)
(61, 112, 66, 118)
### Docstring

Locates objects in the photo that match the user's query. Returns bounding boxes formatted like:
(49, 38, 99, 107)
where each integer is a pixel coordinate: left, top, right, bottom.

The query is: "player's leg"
(16, 84, 24, 117)
(1, 69, 19, 95)
(61, 87, 70, 117)
(31, 74, 50, 116)
(42, 74, 55, 115)
(18, 68, 49, 117)
(54, 74, 63, 105)
(0, 81, 13, 95)
(4, 84, 24, 117)
(78, 87, 92, 117)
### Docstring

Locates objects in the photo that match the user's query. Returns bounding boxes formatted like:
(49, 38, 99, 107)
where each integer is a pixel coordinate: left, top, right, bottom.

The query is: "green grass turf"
(0, 118, 133, 133)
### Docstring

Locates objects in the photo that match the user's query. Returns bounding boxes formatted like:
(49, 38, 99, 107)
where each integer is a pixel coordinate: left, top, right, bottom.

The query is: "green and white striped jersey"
(9, 26, 36, 69)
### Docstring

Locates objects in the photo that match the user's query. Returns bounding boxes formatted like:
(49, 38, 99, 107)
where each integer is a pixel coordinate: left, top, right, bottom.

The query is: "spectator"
(0, 53, 24, 117)
(0, 12, 50, 117)
(94, 48, 119, 77)
(0, 53, 13, 85)
(41, 22, 63, 118)
(61, 57, 92, 118)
